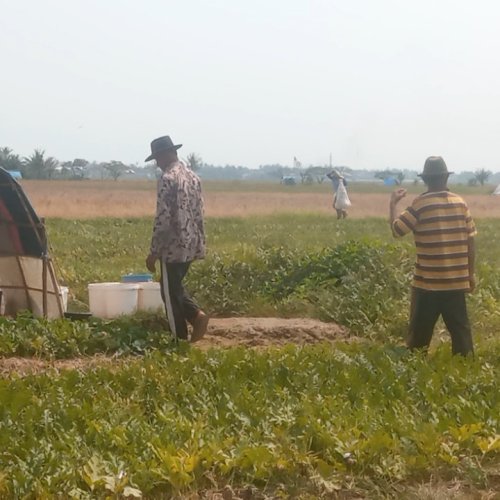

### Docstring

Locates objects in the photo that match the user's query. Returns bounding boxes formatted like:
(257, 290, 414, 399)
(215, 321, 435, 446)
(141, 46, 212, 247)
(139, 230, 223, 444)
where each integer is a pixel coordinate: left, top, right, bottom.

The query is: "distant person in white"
(327, 170, 349, 219)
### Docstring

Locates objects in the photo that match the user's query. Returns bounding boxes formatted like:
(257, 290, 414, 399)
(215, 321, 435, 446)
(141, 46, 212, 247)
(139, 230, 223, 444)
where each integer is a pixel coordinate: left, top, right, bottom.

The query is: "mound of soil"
(198, 317, 349, 348)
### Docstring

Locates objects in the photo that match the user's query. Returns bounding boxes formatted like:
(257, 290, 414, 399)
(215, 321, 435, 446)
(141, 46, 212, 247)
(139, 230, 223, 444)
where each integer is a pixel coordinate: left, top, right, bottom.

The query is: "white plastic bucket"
(88, 282, 140, 319)
(59, 286, 69, 312)
(138, 282, 164, 312)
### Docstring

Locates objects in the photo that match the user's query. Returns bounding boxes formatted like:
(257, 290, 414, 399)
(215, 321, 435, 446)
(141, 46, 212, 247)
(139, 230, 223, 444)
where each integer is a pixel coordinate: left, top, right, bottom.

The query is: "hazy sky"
(2, 0, 500, 171)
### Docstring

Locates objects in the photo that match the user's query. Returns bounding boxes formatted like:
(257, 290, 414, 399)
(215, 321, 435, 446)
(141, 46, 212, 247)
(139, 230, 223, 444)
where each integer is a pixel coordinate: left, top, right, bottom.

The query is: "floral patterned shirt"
(150, 161, 206, 263)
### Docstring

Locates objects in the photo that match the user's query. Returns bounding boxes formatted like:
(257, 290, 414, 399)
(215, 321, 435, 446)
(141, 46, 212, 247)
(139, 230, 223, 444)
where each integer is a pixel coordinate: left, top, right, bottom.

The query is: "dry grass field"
(22, 179, 500, 219)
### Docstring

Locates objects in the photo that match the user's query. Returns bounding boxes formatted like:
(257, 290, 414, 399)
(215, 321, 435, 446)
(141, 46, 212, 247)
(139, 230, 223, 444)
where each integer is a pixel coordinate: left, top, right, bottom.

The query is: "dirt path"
(0, 317, 349, 375)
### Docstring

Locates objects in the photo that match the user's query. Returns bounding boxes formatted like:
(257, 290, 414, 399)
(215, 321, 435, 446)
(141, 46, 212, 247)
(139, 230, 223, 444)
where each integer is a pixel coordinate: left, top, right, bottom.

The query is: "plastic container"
(88, 282, 140, 319)
(121, 273, 153, 283)
(59, 286, 69, 312)
(138, 282, 164, 312)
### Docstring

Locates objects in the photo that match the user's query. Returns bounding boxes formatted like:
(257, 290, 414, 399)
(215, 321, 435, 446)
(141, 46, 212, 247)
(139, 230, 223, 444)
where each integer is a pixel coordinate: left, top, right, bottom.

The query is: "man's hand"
(391, 188, 407, 205)
(469, 275, 476, 294)
(146, 254, 158, 273)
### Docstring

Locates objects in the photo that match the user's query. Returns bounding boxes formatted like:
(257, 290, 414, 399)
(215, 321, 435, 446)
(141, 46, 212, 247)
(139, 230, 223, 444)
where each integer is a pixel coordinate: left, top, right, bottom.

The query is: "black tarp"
(0, 167, 46, 257)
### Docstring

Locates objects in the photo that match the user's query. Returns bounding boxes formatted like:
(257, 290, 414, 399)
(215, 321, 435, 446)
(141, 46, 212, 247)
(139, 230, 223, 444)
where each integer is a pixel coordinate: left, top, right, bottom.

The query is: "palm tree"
(0, 147, 23, 172)
(23, 149, 59, 179)
(0, 147, 12, 161)
(44, 157, 58, 180)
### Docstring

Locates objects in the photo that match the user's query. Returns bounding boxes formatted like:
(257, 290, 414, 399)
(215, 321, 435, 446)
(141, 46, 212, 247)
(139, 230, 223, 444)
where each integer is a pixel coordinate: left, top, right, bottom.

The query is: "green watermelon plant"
(0, 215, 498, 497)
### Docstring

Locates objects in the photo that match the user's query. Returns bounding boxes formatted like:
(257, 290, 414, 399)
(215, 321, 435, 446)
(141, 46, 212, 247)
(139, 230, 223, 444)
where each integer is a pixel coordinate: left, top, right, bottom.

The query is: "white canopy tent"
(493, 184, 500, 195)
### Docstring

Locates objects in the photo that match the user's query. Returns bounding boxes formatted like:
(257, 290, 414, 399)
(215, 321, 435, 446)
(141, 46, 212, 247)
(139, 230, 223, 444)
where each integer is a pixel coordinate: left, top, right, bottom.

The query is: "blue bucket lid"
(121, 273, 153, 283)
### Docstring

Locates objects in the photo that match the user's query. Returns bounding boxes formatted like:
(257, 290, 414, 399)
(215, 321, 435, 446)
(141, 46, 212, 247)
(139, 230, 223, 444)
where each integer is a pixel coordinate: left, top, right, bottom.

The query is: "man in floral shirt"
(145, 135, 209, 342)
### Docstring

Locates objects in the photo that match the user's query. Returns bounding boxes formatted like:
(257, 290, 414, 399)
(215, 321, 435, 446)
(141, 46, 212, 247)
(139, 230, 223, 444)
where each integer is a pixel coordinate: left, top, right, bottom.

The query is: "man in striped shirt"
(389, 156, 476, 355)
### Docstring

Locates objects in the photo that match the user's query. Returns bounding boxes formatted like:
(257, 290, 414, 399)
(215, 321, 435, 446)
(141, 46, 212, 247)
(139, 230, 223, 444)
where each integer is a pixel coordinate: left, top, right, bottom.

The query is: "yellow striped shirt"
(393, 191, 477, 291)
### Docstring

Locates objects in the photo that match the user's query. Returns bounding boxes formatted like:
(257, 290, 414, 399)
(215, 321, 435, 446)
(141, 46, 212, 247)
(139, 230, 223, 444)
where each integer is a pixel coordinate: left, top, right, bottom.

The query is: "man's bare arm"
(389, 188, 408, 235)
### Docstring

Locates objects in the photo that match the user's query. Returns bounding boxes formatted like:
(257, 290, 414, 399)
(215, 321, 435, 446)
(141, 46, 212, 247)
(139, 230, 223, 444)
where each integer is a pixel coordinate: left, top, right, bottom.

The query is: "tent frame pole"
(13, 184, 48, 315)
(42, 255, 48, 318)
(40, 217, 48, 318)
(48, 258, 63, 317)
(16, 253, 31, 307)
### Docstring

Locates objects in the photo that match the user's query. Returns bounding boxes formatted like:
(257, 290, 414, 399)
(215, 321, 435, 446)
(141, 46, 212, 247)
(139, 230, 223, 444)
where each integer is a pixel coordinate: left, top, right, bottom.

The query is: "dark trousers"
(408, 288, 474, 356)
(160, 261, 200, 340)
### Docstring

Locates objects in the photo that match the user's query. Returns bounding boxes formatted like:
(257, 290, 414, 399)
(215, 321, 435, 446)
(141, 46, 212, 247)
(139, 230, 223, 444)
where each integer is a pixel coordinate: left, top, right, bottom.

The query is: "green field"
(0, 216, 499, 498)
(45, 216, 500, 343)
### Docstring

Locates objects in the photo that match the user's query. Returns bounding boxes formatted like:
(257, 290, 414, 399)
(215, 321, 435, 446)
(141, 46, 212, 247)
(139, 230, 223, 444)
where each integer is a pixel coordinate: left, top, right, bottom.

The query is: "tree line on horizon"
(0, 147, 145, 181)
(0, 146, 496, 186)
